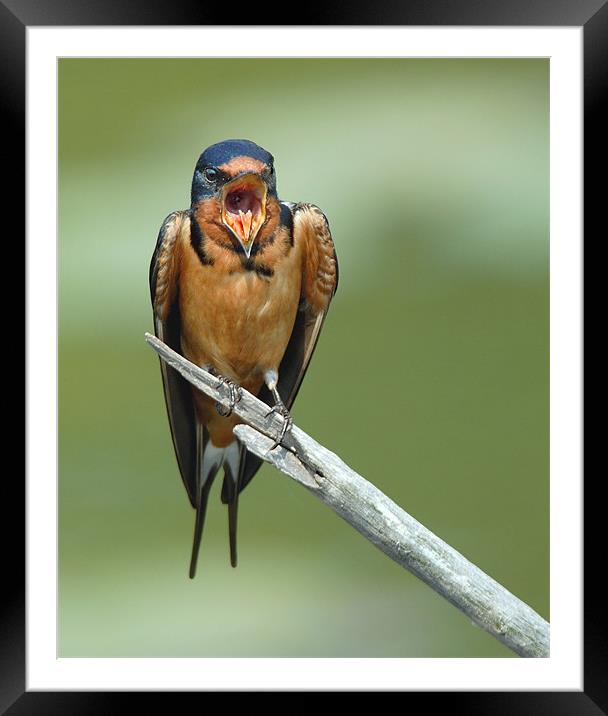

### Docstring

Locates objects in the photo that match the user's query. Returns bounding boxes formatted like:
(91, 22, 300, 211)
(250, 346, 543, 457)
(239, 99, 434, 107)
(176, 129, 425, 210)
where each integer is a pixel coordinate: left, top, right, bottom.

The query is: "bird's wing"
(237, 202, 339, 494)
(149, 210, 199, 508)
(279, 202, 339, 409)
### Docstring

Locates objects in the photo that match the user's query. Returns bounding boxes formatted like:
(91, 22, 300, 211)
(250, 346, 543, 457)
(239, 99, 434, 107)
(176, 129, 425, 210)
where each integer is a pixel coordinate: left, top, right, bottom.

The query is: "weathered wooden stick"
(145, 332, 550, 658)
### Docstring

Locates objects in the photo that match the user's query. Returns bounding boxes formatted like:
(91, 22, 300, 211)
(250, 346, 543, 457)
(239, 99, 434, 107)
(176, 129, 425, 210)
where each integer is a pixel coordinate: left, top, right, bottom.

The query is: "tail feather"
(229, 501, 238, 568)
(189, 431, 246, 577)
(189, 476, 215, 579)
(221, 442, 245, 569)
(188, 424, 222, 579)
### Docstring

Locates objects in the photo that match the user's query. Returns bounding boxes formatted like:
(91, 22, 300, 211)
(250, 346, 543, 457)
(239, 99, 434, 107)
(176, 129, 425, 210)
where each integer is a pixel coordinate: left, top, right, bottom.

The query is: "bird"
(149, 139, 338, 577)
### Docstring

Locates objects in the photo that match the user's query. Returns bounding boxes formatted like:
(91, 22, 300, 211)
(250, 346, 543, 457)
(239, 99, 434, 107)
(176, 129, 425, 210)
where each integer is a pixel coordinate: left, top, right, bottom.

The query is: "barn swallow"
(149, 139, 338, 577)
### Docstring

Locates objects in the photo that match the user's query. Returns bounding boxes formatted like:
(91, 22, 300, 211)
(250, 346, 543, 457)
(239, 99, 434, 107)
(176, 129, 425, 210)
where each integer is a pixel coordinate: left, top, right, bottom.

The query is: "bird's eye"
(203, 167, 219, 183)
(268, 165, 274, 176)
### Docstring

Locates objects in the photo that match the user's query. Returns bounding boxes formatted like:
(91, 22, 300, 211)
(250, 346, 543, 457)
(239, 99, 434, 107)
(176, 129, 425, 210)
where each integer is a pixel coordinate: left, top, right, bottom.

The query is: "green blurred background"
(58, 59, 548, 657)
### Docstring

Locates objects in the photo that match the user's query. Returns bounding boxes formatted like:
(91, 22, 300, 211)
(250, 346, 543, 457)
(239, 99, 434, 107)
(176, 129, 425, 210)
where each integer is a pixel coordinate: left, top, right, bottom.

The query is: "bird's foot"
(215, 376, 242, 417)
(265, 401, 293, 451)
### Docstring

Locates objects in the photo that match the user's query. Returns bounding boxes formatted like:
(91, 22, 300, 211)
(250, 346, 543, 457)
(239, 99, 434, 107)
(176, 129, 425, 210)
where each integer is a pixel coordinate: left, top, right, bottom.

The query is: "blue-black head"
(191, 139, 276, 205)
(191, 139, 277, 257)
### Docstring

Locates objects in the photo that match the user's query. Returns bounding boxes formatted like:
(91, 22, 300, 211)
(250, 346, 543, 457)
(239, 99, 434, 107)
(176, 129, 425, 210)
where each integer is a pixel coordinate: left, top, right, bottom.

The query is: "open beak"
(221, 173, 267, 257)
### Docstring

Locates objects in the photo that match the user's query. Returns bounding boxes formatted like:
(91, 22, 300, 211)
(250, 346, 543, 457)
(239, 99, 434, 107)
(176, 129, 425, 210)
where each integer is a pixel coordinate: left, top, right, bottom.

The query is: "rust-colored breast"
(177, 217, 302, 388)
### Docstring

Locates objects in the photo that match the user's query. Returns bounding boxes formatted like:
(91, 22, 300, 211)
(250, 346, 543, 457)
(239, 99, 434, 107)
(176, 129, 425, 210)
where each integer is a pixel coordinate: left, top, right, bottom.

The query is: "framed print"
(8, 0, 599, 710)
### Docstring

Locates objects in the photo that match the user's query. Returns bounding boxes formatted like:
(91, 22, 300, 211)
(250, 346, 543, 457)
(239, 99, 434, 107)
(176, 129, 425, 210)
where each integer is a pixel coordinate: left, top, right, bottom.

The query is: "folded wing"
(149, 210, 199, 507)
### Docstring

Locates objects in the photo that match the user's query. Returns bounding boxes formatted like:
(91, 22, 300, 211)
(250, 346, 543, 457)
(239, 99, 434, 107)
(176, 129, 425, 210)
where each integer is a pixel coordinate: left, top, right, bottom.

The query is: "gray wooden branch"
(145, 332, 550, 658)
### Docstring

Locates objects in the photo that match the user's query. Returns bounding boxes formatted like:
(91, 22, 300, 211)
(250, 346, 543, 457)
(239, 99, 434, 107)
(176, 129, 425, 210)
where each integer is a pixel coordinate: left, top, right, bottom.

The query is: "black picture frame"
(7, 0, 598, 710)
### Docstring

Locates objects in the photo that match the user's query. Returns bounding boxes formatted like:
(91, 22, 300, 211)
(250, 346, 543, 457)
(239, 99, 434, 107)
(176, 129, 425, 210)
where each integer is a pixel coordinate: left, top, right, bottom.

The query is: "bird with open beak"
(149, 139, 338, 577)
